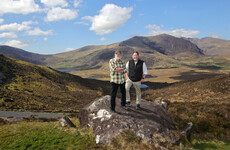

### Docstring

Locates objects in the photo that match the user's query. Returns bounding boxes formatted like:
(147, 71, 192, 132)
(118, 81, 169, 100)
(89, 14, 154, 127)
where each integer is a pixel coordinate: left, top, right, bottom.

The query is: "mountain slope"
(0, 45, 51, 65)
(120, 34, 204, 57)
(188, 37, 230, 56)
(0, 54, 110, 112)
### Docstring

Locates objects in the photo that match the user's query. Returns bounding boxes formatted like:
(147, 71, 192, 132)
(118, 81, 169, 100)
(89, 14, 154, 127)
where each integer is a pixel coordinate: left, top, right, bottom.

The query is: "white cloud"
(99, 37, 106, 41)
(3, 40, 34, 48)
(0, 18, 4, 24)
(0, 21, 35, 31)
(41, 0, 68, 8)
(0, 0, 41, 15)
(74, 0, 83, 8)
(138, 13, 144, 16)
(26, 27, 53, 36)
(208, 33, 219, 38)
(0, 32, 17, 38)
(45, 7, 78, 22)
(75, 21, 89, 26)
(145, 24, 200, 38)
(83, 4, 133, 35)
(44, 37, 48, 41)
(65, 48, 74, 51)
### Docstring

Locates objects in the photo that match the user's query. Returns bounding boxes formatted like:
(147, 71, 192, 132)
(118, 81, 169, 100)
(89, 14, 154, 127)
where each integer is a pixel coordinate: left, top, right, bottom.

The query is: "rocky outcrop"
(79, 95, 180, 145)
(0, 72, 5, 84)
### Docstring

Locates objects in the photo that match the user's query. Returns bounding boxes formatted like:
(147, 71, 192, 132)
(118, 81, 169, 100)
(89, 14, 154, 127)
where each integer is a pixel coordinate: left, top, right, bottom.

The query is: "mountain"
(188, 37, 230, 56)
(0, 34, 205, 69)
(120, 34, 204, 57)
(0, 45, 50, 65)
(0, 54, 110, 112)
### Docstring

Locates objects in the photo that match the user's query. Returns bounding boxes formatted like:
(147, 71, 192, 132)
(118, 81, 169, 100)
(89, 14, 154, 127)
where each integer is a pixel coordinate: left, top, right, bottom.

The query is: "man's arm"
(143, 62, 148, 76)
(109, 59, 124, 73)
(141, 62, 148, 83)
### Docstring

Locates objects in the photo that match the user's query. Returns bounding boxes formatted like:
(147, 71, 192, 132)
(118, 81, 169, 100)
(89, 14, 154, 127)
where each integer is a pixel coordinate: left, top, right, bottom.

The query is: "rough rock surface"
(79, 95, 180, 145)
(0, 72, 5, 83)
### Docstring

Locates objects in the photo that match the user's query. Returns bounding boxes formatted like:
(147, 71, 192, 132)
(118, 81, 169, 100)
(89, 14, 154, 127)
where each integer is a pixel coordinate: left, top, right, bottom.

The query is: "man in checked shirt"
(109, 50, 127, 113)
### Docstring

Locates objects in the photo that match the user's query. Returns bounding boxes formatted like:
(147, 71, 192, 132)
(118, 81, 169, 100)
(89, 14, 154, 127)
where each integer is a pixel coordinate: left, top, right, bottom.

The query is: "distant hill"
(0, 54, 110, 112)
(188, 37, 230, 56)
(0, 45, 50, 65)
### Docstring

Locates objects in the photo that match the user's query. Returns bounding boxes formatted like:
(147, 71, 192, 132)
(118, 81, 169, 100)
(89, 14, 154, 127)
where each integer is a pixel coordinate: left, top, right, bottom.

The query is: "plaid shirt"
(109, 58, 126, 84)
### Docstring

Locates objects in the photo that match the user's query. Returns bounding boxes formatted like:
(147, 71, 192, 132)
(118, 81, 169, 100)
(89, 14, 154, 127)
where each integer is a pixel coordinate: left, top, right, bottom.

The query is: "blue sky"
(0, 0, 229, 54)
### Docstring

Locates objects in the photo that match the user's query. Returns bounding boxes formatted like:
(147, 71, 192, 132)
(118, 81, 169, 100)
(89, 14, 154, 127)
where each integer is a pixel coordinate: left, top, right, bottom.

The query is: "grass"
(191, 139, 230, 150)
(0, 119, 106, 150)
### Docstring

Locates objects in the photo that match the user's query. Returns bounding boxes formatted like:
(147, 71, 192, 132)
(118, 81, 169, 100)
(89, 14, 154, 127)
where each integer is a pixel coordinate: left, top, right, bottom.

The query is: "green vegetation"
(192, 57, 230, 70)
(0, 119, 106, 150)
(143, 74, 230, 149)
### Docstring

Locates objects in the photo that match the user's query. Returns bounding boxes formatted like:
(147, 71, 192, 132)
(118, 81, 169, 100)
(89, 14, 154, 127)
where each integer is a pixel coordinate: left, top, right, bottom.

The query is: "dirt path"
(0, 111, 64, 119)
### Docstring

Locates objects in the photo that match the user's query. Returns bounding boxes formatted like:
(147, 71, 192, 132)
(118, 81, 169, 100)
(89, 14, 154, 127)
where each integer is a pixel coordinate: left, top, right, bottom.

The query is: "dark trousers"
(110, 82, 126, 111)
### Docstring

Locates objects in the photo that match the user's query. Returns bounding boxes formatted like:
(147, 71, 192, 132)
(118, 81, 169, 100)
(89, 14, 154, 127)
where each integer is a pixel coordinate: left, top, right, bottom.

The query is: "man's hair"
(133, 51, 139, 56)
(115, 50, 122, 54)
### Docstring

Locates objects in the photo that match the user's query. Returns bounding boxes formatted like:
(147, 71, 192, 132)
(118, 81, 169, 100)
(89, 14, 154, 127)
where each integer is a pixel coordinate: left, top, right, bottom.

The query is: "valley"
(1, 34, 230, 149)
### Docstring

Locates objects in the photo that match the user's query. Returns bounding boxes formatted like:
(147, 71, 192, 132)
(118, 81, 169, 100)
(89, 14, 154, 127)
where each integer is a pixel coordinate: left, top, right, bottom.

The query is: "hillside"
(188, 37, 230, 56)
(142, 74, 230, 140)
(0, 54, 110, 112)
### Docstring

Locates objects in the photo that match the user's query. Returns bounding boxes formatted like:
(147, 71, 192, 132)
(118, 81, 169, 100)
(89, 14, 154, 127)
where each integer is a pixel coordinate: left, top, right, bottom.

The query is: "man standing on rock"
(125, 51, 148, 109)
(109, 51, 127, 113)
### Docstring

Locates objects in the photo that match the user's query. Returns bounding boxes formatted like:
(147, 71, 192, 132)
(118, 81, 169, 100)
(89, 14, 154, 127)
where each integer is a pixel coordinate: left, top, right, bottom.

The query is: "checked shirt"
(109, 58, 126, 84)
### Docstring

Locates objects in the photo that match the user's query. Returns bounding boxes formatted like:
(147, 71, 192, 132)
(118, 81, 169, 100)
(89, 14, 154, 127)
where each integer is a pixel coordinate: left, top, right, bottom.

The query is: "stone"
(59, 116, 76, 128)
(181, 122, 193, 141)
(0, 117, 23, 124)
(79, 95, 180, 146)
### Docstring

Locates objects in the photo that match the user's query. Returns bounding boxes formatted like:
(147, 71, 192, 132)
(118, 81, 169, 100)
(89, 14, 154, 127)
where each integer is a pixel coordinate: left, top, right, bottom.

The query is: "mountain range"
(0, 34, 230, 70)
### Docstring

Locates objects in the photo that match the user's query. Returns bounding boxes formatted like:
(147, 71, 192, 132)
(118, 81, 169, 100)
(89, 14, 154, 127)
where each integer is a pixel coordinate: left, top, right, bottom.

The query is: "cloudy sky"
(0, 0, 229, 54)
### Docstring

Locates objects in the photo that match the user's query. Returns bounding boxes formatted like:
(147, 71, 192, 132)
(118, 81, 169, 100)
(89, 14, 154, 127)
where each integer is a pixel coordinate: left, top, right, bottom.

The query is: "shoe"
(120, 105, 127, 110)
(111, 109, 116, 113)
(126, 102, 131, 106)
(136, 104, 140, 110)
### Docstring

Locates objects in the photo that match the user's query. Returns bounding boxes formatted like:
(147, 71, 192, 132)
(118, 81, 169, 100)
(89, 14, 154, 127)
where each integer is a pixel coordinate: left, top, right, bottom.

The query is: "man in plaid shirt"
(109, 51, 126, 112)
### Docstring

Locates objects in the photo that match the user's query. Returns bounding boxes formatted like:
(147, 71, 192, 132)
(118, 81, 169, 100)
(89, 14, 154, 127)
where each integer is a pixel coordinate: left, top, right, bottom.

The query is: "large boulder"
(79, 95, 180, 145)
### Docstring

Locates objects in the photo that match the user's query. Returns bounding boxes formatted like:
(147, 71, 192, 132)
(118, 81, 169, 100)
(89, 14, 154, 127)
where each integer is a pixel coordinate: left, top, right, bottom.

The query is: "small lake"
(140, 84, 149, 88)
(145, 75, 157, 78)
(56, 69, 79, 72)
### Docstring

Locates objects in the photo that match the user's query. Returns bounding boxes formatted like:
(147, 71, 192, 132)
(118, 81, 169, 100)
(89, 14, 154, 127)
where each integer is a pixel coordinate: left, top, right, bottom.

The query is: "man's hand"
(115, 68, 124, 73)
(141, 78, 144, 83)
(125, 72, 129, 80)
(141, 75, 146, 83)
